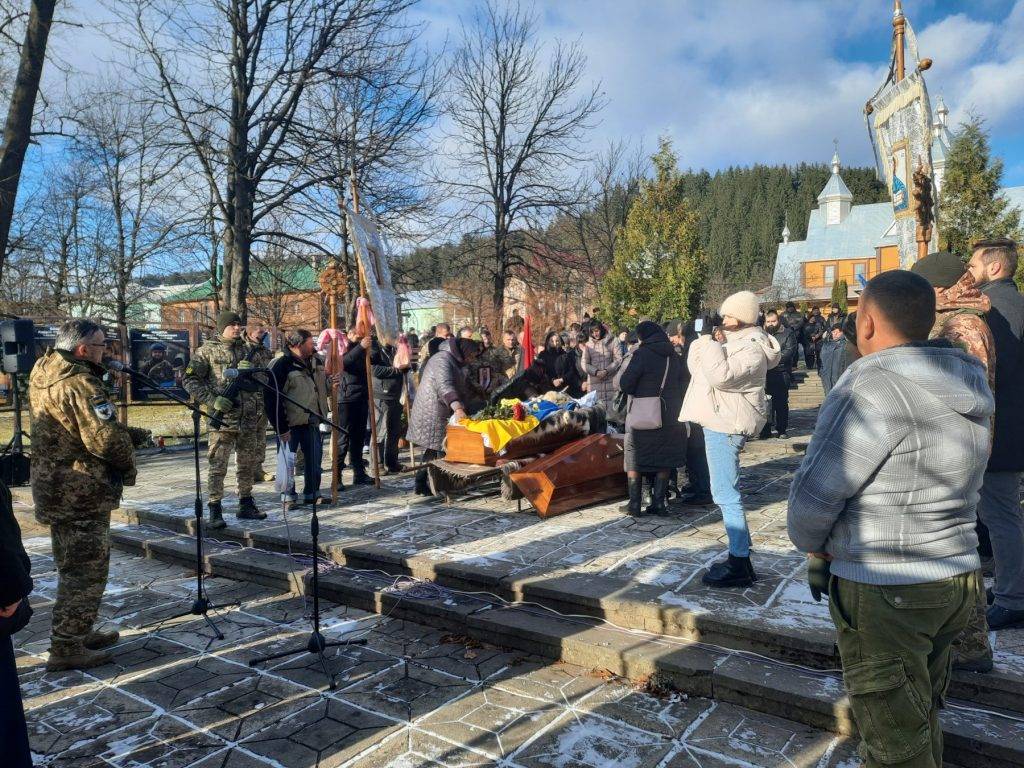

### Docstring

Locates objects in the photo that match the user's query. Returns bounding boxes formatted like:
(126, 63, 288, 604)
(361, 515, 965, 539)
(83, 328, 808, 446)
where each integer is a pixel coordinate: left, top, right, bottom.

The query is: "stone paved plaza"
(14, 399, 1024, 766)
(17, 542, 860, 767)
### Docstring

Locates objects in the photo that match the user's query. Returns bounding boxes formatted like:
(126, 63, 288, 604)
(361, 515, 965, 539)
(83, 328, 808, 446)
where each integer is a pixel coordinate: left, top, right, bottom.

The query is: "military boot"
(46, 646, 113, 672)
(84, 628, 120, 651)
(207, 500, 227, 531)
(237, 496, 267, 520)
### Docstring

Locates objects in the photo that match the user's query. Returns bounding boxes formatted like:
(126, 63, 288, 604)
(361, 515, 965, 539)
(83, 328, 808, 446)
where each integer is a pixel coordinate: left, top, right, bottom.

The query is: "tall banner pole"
(329, 282, 341, 503)
(349, 165, 382, 489)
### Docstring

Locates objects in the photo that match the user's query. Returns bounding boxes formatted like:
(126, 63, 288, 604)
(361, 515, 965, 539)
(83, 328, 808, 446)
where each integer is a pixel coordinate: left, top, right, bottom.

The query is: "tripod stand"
(115, 363, 238, 640)
(244, 367, 367, 688)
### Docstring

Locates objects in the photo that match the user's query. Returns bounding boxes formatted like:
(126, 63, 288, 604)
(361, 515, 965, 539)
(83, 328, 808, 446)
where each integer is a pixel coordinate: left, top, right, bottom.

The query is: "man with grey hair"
(29, 318, 136, 671)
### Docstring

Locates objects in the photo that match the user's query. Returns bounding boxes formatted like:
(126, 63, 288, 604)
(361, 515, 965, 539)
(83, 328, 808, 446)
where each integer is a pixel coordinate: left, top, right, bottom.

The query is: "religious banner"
(345, 206, 401, 344)
(865, 4, 938, 265)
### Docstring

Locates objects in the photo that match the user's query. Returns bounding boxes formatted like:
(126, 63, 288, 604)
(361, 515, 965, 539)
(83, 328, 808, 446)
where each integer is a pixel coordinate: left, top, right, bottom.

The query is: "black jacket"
(765, 325, 797, 373)
(981, 278, 1024, 471)
(339, 342, 383, 403)
(555, 349, 585, 397)
(372, 344, 406, 402)
(0, 481, 32, 637)
(803, 316, 826, 345)
(618, 337, 687, 469)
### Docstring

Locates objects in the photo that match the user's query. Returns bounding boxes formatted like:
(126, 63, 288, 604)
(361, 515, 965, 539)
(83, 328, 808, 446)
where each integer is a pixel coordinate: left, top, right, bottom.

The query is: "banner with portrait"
(128, 328, 190, 400)
(865, 15, 938, 266)
(345, 207, 401, 345)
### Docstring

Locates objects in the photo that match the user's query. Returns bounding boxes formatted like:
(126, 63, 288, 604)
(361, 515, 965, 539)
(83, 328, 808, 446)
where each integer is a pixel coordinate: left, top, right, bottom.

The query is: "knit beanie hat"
(719, 291, 760, 326)
(910, 251, 966, 289)
(217, 309, 243, 333)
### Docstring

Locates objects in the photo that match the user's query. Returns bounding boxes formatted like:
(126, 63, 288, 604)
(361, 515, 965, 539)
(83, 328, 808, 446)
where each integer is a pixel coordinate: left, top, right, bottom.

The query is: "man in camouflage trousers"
(29, 319, 137, 671)
(244, 322, 274, 482)
(912, 252, 997, 673)
(183, 310, 267, 529)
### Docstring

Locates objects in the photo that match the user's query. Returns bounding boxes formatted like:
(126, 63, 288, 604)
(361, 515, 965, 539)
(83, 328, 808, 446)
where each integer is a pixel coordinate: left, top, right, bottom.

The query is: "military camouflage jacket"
(29, 349, 136, 524)
(183, 336, 264, 431)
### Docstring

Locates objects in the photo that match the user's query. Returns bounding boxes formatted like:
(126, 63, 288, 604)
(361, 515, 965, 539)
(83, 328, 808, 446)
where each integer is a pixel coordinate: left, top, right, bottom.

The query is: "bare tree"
(443, 0, 604, 316)
(73, 82, 187, 329)
(111, 0, 413, 317)
(0, 0, 56, 281)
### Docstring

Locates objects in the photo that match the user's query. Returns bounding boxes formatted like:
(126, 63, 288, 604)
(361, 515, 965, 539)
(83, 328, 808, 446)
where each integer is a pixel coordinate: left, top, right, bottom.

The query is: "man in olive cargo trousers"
(787, 271, 991, 768)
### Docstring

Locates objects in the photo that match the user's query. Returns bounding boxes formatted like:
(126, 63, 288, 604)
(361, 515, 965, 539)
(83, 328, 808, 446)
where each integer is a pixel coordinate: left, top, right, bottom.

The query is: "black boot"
(645, 476, 669, 516)
(236, 496, 267, 520)
(207, 500, 226, 531)
(701, 554, 757, 588)
(619, 477, 643, 516)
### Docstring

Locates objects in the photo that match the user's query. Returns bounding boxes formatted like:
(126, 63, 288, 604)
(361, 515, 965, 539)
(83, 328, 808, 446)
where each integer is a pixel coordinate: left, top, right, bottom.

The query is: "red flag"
(521, 315, 534, 369)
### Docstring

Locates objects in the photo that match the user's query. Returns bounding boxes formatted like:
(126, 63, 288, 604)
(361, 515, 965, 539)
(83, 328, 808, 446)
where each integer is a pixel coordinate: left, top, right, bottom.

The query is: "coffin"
(444, 406, 607, 466)
(510, 433, 626, 518)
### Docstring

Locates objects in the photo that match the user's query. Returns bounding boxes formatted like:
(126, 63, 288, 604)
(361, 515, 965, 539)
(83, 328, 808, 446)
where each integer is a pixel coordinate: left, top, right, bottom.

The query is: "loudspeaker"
(1, 319, 36, 374)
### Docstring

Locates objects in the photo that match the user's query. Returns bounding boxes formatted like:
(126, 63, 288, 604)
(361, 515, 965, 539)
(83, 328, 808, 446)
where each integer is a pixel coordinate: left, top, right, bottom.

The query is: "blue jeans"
(704, 428, 750, 557)
(979, 470, 1024, 610)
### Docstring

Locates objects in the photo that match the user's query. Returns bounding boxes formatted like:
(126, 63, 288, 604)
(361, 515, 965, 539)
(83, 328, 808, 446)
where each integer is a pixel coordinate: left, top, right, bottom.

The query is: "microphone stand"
(242, 368, 367, 688)
(111, 362, 238, 641)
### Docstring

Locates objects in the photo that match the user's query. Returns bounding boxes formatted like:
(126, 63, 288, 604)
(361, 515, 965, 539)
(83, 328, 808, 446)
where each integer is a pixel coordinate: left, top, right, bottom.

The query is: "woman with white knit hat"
(679, 290, 781, 588)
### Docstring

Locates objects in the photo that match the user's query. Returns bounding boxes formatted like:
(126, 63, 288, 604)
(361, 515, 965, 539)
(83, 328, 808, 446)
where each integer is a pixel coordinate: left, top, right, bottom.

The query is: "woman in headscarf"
(617, 321, 687, 515)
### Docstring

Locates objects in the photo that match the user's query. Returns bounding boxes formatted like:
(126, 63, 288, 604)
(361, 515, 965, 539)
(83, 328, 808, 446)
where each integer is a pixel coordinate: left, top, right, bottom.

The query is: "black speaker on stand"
(1, 319, 35, 485)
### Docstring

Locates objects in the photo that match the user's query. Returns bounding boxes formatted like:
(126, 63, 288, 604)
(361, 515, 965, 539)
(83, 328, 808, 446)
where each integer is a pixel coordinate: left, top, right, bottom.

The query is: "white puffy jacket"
(679, 326, 781, 436)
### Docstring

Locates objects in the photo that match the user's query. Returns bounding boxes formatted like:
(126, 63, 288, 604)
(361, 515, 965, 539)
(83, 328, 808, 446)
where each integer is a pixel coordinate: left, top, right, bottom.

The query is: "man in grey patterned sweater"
(788, 270, 993, 768)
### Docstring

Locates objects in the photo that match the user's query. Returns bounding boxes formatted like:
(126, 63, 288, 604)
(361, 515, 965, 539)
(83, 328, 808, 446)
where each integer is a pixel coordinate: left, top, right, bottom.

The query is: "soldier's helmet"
(151, 343, 167, 353)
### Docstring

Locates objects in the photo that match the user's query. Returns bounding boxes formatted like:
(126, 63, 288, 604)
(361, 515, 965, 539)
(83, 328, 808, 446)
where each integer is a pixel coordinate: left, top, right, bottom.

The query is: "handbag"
(625, 358, 671, 431)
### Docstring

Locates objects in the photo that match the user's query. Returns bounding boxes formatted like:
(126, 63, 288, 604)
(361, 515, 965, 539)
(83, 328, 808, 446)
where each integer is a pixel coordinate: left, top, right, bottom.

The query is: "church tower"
(818, 146, 853, 226)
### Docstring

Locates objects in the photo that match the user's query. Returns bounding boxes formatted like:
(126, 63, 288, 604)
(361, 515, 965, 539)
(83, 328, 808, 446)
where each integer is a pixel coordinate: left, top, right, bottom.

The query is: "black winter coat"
(339, 342, 388, 403)
(0, 481, 32, 637)
(981, 278, 1024, 471)
(618, 339, 687, 471)
(372, 344, 406, 402)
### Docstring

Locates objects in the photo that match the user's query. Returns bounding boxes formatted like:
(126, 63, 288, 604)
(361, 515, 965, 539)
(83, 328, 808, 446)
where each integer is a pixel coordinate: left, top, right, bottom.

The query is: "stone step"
(112, 517, 1024, 725)
(109, 526, 1024, 767)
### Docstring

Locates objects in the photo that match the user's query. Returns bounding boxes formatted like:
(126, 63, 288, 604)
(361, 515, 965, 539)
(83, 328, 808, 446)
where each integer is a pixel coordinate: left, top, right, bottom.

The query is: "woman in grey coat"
(408, 337, 481, 494)
(618, 321, 687, 516)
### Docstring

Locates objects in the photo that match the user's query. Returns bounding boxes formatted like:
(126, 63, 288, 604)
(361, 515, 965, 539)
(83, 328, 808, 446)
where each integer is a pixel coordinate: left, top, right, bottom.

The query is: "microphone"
(104, 359, 146, 377)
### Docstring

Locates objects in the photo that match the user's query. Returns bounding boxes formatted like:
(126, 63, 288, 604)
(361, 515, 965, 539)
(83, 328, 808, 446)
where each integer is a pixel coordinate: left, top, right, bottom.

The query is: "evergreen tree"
(831, 279, 848, 312)
(600, 137, 706, 325)
(940, 116, 1021, 258)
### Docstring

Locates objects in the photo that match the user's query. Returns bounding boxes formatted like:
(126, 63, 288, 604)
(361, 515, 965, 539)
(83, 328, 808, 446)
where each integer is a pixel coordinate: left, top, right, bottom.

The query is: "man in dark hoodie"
(966, 237, 1024, 630)
(789, 270, 991, 768)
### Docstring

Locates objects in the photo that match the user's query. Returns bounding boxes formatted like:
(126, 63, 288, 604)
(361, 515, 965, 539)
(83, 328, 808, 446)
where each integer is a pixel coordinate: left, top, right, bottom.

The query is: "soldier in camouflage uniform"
(244, 323, 274, 482)
(912, 254, 997, 673)
(29, 319, 136, 671)
(468, 340, 515, 399)
(183, 310, 267, 528)
(138, 343, 175, 385)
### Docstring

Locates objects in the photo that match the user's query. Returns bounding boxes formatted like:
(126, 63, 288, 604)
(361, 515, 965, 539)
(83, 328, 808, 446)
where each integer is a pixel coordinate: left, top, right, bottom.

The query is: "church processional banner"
(865, 14, 937, 267)
(345, 207, 401, 345)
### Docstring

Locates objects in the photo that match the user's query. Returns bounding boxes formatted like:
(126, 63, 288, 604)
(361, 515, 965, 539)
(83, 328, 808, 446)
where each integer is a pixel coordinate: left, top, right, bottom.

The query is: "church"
(770, 95, 1024, 306)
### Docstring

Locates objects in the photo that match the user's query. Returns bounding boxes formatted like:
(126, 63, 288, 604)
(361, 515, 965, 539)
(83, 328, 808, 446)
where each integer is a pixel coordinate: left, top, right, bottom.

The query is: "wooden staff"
(328, 283, 341, 503)
(349, 171, 382, 489)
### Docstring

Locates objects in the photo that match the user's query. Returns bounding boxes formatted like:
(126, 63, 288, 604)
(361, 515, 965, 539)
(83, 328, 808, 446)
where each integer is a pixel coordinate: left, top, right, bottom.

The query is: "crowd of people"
(3, 236, 1023, 768)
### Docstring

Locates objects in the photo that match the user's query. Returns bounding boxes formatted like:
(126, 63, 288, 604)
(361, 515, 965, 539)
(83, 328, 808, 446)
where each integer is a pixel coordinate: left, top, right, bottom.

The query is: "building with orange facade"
(770, 98, 1023, 308)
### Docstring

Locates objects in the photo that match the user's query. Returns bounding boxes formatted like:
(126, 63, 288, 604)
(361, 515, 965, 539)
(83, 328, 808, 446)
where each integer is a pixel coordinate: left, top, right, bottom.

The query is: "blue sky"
(50, 0, 1024, 185)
